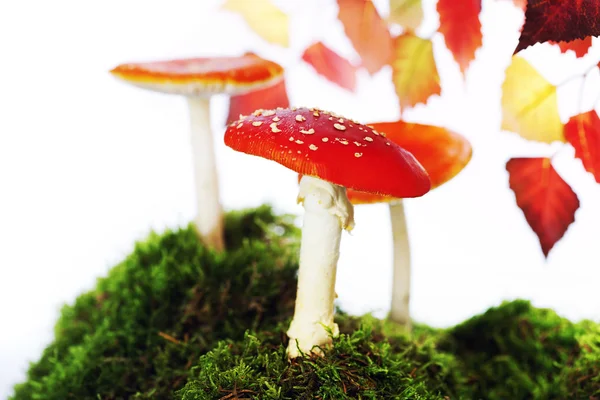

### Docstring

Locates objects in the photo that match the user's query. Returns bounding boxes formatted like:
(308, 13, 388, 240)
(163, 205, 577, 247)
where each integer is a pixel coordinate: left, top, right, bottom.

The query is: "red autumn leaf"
(564, 110, 600, 183)
(553, 36, 593, 57)
(337, 0, 393, 74)
(515, 0, 600, 53)
(437, 0, 483, 74)
(506, 157, 579, 257)
(301, 42, 358, 92)
(226, 80, 290, 124)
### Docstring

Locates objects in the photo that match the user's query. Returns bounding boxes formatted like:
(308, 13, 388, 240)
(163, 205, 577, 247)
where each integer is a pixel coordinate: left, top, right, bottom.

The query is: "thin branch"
(557, 57, 600, 88)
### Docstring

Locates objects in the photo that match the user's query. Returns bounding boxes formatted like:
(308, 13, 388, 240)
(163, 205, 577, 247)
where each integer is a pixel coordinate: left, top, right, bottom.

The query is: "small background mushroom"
(110, 54, 284, 251)
(344, 120, 472, 329)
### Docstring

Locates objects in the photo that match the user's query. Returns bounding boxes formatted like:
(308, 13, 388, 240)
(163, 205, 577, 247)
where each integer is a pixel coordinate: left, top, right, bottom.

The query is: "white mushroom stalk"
(286, 175, 355, 358)
(388, 200, 411, 328)
(222, 107, 432, 359)
(187, 97, 224, 252)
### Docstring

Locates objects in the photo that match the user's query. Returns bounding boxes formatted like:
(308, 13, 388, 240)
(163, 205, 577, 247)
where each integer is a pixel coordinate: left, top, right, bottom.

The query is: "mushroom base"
(286, 176, 354, 358)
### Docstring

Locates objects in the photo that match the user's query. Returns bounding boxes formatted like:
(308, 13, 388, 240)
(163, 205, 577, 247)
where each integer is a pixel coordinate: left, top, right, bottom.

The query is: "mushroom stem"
(187, 97, 225, 252)
(286, 175, 355, 359)
(388, 200, 412, 329)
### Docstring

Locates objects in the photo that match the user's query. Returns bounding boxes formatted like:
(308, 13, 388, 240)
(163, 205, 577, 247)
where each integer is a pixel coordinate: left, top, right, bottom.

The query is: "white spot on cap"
(263, 110, 276, 116)
(309, 144, 318, 151)
(355, 152, 363, 158)
(270, 123, 281, 133)
(295, 139, 304, 144)
(295, 115, 306, 122)
(300, 128, 315, 135)
(236, 123, 243, 129)
(252, 121, 263, 127)
(322, 137, 329, 142)
(273, 116, 281, 122)
(364, 136, 373, 142)
(334, 123, 346, 131)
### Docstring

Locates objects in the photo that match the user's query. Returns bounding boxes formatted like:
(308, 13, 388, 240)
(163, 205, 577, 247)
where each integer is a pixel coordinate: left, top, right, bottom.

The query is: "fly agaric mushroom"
(345, 121, 472, 329)
(110, 54, 284, 252)
(224, 107, 431, 358)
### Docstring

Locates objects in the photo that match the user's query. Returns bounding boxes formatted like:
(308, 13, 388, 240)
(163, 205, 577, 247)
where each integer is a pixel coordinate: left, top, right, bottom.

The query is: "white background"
(1, 0, 599, 398)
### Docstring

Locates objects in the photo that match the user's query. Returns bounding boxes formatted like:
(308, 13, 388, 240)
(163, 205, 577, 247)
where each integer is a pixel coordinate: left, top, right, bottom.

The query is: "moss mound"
(443, 300, 600, 400)
(11, 206, 301, 400)
(10, 205, 600, 399)
(176, 316, 459, 400)
(175, 302, 600, 400)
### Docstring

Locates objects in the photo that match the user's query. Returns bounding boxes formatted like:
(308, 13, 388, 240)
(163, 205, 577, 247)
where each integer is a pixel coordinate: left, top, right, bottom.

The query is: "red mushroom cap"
(225, 107, 431, 198)
(110, 53, 284, 96)
(342, 121, 472, 205)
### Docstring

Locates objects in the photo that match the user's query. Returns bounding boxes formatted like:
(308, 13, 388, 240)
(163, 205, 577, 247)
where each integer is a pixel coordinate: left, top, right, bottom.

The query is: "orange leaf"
(553, 36, 593, 57)
(501, 56, 564, 143)
(226, 80, 290, 124)
(506, 157, 579, 257)
(345, 121, 472, 204)
(437, 0, 482, 74)
(301, 42, 358, 92)
(564, 110, 600, 183)
(222, 0, 289, 47)
(337, 0, 393, 74)
(391, 33, 440, 109)
(389, 0, 424, 31)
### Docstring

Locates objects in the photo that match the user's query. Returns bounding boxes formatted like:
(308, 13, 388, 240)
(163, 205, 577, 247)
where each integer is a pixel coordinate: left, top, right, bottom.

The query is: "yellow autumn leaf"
(389, 0, 423, 31)
(391, 33, 440, 109)
(501, 56, 565, 143)
(222, 0, 289, 47)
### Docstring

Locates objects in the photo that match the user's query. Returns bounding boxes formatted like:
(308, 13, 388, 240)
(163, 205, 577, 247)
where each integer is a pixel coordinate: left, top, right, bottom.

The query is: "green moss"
(11, 205, 301, 400)
(442, 300, 600, 400)
(10, 204, 600, 399)
(176, 316, 459, 400)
